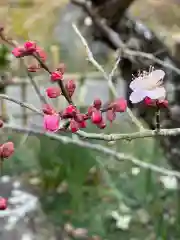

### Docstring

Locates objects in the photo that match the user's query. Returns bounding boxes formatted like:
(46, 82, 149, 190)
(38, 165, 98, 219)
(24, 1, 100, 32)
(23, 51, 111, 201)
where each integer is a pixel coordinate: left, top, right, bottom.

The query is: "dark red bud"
(93, 98, 102, 110)
(65, 79, 76, 97)
(42, 104, 55, 115)
(157, 99, 168, 108)
(144, 97, 156, 106)
(91, 110, 102, 124)
(97, 120, 106, 129)
(0, 198, 7, 210)
(78, 120, 87, 128)
(70, 119, 79, 133)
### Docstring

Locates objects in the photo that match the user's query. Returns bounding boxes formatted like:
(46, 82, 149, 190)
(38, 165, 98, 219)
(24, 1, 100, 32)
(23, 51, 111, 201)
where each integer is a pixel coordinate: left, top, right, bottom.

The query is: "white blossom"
(129, 68, 166, 103)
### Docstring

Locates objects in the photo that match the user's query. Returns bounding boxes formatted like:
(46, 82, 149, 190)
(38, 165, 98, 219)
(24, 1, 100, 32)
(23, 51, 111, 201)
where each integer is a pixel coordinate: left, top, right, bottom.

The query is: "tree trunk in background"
(91, 0, 135, 26)
(72, 0, 180, 171)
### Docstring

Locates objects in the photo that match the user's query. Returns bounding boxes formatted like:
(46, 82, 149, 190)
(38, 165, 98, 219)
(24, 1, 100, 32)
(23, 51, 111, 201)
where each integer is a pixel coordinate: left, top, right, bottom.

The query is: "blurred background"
(0, 0, 180, 239)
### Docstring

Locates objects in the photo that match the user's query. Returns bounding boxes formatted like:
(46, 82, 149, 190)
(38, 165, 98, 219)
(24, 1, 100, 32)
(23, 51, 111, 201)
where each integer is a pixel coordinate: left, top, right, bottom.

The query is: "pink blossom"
(129, 69, 166, 103)
(12, 47, 25, 58)
(43, 114, 60, 132)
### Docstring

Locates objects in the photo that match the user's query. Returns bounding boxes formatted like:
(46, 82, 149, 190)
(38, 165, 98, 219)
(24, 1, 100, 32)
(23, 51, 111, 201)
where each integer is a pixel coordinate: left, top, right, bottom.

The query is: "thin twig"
(122, 48, 180, 76)
(0, 94, 42, 116)
(25, 69, 47, 105)
(72, 23, 144, 130)
(3, 123, 180, 179)
(76, 128, 180, 141)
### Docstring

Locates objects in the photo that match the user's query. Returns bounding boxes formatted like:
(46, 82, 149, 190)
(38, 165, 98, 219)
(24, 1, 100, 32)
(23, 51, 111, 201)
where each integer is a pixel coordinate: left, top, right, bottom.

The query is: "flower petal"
(129, 78, 143, 91)
(145, 87, 166, 100)
(144, 70, 165, 90)
(129, 90, 146, 103)
(150, 69, 165, 81)
(43, 114, 60, 132)
(130, 69, 165, 91)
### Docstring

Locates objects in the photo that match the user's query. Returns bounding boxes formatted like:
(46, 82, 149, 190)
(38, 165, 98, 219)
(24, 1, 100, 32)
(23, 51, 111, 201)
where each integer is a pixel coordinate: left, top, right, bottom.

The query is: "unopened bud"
(70, 119, 79, 133)
(93, 98, 102, 110)
(91, 110, 102, 124)
(0, 142, 14, 159)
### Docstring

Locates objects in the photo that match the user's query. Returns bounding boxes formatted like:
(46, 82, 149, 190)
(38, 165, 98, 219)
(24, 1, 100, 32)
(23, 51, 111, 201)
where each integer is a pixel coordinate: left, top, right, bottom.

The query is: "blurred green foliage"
(3, 119, 180, 240)
(0, 45, 10, 69)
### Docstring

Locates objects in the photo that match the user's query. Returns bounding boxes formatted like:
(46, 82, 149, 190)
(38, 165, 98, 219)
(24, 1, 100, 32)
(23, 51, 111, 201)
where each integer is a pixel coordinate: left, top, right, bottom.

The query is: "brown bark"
(91, 0, 135, 25)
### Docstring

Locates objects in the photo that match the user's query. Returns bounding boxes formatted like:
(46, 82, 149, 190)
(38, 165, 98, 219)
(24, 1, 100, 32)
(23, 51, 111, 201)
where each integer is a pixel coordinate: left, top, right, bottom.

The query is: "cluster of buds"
(144, 97, 168, 108)
(42, 97, 127, 133)
(12, 41, 46, 72)
(43, 90, 127, 133)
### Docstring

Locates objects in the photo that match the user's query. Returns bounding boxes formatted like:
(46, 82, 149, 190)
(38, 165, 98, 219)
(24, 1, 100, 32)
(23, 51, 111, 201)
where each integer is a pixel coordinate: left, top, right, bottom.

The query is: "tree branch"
(77, 128, 180, 141)
(3, 123, 180, 179)
(2, 93, 180, 142)
(0, 94, 42, 116)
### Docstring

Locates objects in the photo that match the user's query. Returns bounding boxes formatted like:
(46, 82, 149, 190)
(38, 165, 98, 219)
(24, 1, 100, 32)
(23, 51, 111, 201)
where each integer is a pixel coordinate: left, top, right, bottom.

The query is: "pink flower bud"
(0, 141, 14, 159)
(97, 120, 106, 129)
(144, 97, 155, 106)
(46, 86, 61, 98)
(78, 120, 87, 129)
(56, 63, 66, 74)
(0, 198, 7, 210)
(157, 99, 168, 108)
(70, 119, 79, 133)
(51, 71, 63, 82)
(12, 47, 25, 58)
(63, 105, 77, 118)
(93, 98, 102, 110)
(24, 41, 36, 53)
(112, 98, 127, 112)
(91, 110, 102, 124)
(65, 79, 76, 97)
(106, 109, 116, 122)
(74, 113, 84, 123)
(42, 104, 55, 115)
(43, 114, 60, 132)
